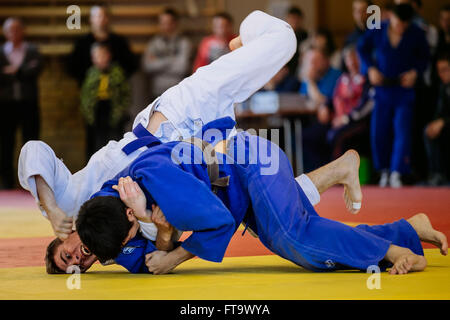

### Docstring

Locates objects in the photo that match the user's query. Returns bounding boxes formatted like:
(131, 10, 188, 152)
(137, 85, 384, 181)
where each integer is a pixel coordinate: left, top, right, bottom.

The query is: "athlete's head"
(76, 196, 140, 262)
(45, 231, 98, 274)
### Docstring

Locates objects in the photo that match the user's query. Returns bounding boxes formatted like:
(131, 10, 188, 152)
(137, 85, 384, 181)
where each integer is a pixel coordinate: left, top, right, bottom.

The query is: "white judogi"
(18, 11, 319, 240)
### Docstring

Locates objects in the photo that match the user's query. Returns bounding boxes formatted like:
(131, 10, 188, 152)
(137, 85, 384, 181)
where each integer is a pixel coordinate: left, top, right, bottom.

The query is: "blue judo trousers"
(94, 117, 423, 273)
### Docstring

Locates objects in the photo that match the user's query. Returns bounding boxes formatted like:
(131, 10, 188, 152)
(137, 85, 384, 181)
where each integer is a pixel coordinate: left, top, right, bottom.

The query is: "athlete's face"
(53, 231, 98, 273)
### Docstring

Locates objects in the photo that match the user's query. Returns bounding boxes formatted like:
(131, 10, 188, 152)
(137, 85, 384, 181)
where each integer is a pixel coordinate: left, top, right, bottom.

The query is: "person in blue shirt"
(357, 3, 430, 188)
(76, 117, 448, 276)
(299, 47, 342, 172)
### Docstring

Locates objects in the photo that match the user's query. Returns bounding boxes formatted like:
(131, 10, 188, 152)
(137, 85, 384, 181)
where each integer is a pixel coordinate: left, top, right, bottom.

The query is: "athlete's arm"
(35, 175, 73, 240)
(146, 111, 168, 134)
(145, 246, 195, 275)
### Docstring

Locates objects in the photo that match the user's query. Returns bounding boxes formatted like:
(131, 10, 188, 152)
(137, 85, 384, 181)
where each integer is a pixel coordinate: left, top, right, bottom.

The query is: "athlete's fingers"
(59, 223, 73, 231)
(145, 252, 155, 264)
(123, 177, 135, 197)
(117, 178, 127, 199)
(133, 181, 142, 195)
(56, 232, 69, 241)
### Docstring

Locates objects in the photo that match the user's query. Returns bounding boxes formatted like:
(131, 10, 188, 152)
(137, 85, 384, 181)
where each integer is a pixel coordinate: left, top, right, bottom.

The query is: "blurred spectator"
(424, 51, 450, 186)
(285, 6, 308, 76)
(263, 65, 300, 93)
(299, 48, 342, 107)
(437, 5, 450, 60)
(344, 0, 373, 48)
(0, 18, 42, 189)
(300, 47, 342, 172)
(142, 8, 191, 100)
(358, 3, 430, 188)
(300, 29, 341, 70)
(380, 2, 395, 22)
(193, 12, 235, 72)
(80, 43, 130, 158)
(395, 0, 439, 55)
(67, 5, 137, 85)
(327, 46, 374, 160)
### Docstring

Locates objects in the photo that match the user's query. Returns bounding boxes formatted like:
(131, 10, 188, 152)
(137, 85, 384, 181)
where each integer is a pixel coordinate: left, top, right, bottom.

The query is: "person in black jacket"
(0, 17, 42, 189)
(67, 5, 137, 85)
(424, 51, 450, 186)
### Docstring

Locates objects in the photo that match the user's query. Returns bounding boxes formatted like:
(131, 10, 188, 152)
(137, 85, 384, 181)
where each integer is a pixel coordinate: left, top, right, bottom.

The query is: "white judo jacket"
(18, 10, 297, 240)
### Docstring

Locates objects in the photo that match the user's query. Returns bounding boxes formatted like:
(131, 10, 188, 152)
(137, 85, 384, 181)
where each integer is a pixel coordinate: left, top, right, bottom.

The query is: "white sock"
(295, 174, 320, 206)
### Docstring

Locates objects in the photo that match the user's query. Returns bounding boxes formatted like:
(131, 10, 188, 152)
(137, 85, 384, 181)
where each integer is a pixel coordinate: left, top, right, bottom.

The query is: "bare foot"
(385, 245, 427, 275)
(339, 150, 363, 214)
(407, 213, 448, 256)
(389, 253, 427, 275)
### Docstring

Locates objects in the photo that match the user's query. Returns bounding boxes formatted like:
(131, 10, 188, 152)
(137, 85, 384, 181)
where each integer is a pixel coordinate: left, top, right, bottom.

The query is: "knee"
(19, 141, 55, 166)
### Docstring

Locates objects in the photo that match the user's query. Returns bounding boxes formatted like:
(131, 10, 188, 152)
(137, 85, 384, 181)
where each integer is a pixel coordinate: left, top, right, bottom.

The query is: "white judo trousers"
(18, 11, 320, 239)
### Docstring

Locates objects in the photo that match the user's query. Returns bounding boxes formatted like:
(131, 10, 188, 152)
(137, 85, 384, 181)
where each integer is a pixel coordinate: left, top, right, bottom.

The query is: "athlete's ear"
(125, 208, 136, 222)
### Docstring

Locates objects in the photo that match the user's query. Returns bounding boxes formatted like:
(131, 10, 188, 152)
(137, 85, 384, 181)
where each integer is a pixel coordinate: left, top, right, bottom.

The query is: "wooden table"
(235, 93, 317, 176)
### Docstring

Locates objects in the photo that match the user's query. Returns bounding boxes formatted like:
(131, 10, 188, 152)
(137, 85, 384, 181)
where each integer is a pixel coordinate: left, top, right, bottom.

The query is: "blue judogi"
(358, 22, 430, 174)
(94, 117, 423, 273)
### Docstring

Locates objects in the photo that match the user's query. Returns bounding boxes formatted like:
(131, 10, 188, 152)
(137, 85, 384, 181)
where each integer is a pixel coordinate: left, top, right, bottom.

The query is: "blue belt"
(122, 124, 162, 155)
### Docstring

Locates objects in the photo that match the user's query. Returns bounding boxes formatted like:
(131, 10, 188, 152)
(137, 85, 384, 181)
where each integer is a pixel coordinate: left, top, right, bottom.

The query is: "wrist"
(136, 209, 153, 223)
(158, 230, 173, 242)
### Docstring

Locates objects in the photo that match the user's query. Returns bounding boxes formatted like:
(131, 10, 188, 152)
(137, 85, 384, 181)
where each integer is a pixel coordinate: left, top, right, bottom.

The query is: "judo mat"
(0, 187, 449, 300)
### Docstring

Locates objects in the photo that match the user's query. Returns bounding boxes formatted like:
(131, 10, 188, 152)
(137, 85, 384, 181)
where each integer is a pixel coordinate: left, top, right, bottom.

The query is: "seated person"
(76, 117, 447, 275)
(262, 65, 300, 93)
(327, 45, 374, 160)
(300, 29, 342, 70)
(299, 47, 342, 172)
(424, 51, 450, 186)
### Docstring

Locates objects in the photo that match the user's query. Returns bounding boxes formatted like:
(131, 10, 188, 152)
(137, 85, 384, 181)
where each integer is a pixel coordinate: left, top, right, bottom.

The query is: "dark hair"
(45, 238, 65, 274)
(213, 12, 233, 23)
(76, 196, 132, 262)
(315, 28, 337, 57)
(288, 6, 304, 18)
(90, 42, 111, 54)
(436, 50, 450, 64)
(441, 4, 450, 13)
(162, 7, 179, 21)
(353, 0, 373, 6)
(411, 0, 422, 9)
(392, 3, 415, 22)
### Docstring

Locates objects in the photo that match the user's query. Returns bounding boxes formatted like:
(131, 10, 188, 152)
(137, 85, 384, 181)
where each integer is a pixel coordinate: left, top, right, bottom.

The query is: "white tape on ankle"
(352, 202, 362, 210)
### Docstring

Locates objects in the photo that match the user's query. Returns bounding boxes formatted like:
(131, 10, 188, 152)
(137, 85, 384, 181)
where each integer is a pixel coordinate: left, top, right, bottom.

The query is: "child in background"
(81, 42, 130, 158)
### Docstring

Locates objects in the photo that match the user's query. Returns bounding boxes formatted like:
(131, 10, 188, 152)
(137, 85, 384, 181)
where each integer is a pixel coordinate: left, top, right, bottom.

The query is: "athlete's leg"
(301, 150, 363, 214)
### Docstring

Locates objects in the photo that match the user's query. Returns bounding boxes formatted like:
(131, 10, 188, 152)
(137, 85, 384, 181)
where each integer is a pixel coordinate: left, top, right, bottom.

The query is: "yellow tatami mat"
(0, 250, 448, 300)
